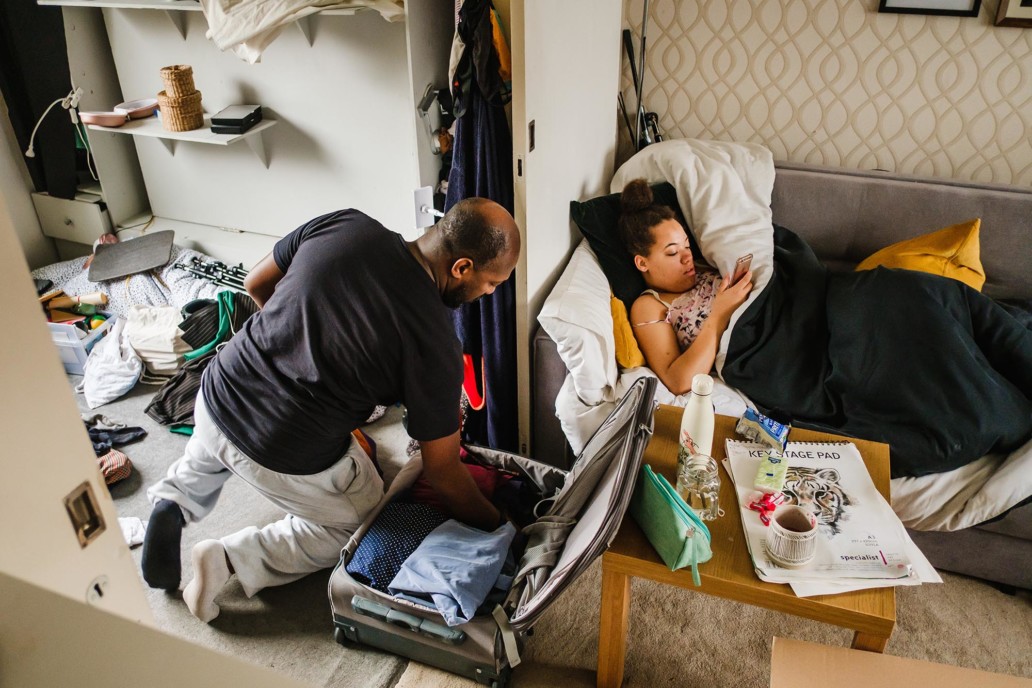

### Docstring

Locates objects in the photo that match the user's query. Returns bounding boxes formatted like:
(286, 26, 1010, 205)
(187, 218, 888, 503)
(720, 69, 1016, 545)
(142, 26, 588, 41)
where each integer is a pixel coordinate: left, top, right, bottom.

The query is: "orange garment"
(490, 9, 511, 82)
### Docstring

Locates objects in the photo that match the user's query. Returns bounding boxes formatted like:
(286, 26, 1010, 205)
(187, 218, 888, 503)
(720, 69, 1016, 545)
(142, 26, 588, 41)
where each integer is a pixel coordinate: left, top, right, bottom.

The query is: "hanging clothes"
(445, 0, 518, 452)
(0, 0, 78, 200)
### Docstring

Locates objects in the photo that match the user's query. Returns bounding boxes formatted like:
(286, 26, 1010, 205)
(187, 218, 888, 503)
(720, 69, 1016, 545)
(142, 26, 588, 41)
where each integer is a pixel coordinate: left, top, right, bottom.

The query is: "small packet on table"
(736, 408, 789, 450)
(753, 450, 788, 494)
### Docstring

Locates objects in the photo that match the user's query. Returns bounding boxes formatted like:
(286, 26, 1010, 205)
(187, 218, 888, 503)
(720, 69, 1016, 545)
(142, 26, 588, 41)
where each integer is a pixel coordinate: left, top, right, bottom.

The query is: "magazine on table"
(724, 440, 916, 585)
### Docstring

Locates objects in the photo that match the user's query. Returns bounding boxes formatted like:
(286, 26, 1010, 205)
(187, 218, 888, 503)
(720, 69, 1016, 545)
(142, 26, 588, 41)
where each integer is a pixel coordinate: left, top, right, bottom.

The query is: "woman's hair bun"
(620, 178, 653, 213)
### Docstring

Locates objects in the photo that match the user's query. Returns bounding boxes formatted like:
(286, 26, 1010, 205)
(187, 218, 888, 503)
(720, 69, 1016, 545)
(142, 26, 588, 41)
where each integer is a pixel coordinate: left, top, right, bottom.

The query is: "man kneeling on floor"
(141, 199, 521, 622)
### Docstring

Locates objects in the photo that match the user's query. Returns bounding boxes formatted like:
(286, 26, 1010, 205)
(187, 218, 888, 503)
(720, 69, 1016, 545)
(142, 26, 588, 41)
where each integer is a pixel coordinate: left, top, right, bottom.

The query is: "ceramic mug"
(764, 505, 818, 569)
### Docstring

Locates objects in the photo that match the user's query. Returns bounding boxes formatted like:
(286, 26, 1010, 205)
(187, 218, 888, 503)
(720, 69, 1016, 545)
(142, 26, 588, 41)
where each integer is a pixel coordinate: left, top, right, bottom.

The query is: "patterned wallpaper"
(620, 0, 1032, 186)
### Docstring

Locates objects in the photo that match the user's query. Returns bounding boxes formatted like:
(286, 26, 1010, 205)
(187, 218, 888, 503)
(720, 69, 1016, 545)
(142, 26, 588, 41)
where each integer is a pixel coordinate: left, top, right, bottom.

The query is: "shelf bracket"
(159, 138, 177, 156)
(163, 10, 188, 40)
(245, 134, 269, 168)
(296, 15, 314, 46)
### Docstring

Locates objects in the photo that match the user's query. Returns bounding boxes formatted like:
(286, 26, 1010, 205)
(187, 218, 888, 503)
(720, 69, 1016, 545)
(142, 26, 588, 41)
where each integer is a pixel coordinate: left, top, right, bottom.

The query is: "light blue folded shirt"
(388, 520, 517, 626)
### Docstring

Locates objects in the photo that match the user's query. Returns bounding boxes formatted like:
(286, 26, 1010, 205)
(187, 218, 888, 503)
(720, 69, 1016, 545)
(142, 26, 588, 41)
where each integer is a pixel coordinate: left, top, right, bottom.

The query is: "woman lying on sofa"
(620, 179, 753, 394)
(617, 178, 1032, 481)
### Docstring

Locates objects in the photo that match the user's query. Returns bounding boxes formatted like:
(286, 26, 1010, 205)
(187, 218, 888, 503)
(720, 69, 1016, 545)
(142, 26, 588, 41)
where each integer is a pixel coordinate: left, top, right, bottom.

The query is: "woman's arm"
(632, 273, 753, 394)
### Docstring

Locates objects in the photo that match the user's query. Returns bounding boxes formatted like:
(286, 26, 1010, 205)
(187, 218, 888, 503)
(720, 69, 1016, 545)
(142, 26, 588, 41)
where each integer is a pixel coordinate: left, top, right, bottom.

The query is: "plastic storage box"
(47, 316, 116, 375)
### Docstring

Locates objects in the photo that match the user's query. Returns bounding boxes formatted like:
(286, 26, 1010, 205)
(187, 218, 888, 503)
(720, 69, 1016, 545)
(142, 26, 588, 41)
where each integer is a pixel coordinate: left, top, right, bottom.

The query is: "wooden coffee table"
(596, 407, 896, 688)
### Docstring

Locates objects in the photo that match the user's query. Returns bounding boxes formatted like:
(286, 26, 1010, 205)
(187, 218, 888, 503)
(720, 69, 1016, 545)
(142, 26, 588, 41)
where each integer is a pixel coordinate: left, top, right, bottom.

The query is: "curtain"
(445, 0, 517, 452)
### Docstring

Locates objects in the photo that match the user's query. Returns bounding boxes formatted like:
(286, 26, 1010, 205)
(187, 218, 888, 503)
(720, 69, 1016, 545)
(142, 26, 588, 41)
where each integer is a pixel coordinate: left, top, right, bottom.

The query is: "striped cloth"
(145, 291, 259, 427)
(98, 449, 132, 485)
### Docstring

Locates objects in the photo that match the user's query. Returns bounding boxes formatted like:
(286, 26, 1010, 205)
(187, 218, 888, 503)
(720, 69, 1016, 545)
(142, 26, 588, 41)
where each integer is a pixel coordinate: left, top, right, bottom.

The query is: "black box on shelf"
(210, 105, 262, 135)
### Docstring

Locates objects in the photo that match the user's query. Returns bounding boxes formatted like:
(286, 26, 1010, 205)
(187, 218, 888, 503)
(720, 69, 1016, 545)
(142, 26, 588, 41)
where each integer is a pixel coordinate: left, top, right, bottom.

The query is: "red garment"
(407, 453, 507, 512)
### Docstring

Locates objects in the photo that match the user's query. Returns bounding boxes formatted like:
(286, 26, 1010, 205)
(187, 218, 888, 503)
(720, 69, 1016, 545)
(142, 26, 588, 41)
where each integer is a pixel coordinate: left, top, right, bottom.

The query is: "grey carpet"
(76, 378, 1032, 687)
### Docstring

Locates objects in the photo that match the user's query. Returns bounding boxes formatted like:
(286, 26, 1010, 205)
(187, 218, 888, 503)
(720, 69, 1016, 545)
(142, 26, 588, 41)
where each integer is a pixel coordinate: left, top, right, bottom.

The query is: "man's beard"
(442, 283, 481, 309)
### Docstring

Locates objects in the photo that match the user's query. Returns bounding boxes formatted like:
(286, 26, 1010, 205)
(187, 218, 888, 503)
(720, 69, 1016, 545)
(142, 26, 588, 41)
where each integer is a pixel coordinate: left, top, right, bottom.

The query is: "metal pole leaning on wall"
(634, 0, 651, 151)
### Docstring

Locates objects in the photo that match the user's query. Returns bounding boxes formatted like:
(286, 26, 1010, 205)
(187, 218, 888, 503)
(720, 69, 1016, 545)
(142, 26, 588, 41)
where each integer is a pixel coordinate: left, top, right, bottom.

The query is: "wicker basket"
(157, 89, 203, 132)
(159, 64, 196, 99)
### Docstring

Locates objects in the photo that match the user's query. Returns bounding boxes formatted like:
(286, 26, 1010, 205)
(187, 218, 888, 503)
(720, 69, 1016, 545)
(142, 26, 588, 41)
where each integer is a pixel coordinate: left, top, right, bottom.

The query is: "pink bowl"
(114, 98, 159, 119)
(80, 111, 129, 127)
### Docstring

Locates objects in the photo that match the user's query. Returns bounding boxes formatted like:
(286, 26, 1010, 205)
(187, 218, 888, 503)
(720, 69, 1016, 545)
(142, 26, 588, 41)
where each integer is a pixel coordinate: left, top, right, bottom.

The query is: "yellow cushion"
(855, 219, 985, 291)
(611, 295, 646, 369)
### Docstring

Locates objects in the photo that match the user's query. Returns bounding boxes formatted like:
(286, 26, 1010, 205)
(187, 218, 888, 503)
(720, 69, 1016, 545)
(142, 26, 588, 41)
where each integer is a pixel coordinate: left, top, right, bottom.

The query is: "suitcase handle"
(351, 595, 466, 645)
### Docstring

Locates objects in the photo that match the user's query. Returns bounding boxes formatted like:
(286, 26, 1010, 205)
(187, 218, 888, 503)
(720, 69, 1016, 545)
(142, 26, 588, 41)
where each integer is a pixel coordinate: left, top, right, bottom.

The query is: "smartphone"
(730, 253, 753, 286)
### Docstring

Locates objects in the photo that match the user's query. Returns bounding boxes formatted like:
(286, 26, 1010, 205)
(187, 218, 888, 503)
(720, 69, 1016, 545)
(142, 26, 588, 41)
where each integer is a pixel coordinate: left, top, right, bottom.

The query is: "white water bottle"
(677, 374, 715, 466)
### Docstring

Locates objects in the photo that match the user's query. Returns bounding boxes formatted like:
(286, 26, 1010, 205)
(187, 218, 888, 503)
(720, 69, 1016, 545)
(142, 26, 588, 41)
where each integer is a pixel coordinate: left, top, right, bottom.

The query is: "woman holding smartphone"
(619, 178, 753, 395)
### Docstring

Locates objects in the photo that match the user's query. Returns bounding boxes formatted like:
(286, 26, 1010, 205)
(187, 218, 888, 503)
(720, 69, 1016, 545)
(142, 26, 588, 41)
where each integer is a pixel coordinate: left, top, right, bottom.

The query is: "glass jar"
(676, 453, 723, 521)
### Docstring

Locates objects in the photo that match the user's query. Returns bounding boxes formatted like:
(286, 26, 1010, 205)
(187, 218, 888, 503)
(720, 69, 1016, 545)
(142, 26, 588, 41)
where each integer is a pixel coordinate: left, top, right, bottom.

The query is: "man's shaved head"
(437, 198, 520, 269)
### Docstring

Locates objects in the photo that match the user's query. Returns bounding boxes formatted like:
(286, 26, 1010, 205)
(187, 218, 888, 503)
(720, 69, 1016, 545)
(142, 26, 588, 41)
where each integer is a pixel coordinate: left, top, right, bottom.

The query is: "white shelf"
(38, 0, 361, 15)
(40, 0, 371, 40)
(87, 116, 277, 166)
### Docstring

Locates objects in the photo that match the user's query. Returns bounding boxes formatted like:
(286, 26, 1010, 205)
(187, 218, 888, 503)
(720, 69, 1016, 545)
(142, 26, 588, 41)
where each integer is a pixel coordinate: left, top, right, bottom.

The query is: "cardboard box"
(770, 637, 1031, 687)
(47, 315, 115, 376)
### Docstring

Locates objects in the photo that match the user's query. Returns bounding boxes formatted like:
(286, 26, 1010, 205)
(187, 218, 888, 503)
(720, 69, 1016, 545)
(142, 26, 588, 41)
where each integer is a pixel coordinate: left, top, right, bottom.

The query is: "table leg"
(597, 563, 631, 688)
(851, 631, 889, 653)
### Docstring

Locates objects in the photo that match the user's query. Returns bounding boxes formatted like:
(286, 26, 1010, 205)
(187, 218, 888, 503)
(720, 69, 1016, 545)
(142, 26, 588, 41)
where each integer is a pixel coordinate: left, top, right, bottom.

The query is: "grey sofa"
(531, 161, 1032, 590)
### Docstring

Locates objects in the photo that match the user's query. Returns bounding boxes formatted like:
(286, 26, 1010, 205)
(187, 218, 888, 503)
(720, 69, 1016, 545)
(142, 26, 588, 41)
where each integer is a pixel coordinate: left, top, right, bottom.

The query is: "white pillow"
(538, 240, 617, 406)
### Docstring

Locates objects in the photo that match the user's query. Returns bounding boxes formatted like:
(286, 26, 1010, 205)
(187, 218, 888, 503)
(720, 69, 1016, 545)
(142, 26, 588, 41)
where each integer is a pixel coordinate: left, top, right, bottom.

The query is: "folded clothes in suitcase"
(328, 377, 657, 687)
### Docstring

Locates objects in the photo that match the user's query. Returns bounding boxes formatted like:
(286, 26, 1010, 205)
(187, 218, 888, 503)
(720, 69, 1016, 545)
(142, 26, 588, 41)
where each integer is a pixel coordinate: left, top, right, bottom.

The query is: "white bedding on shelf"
(32, 245, 224, 319)
(542, 139, 1032, 533)
(199, 0, 405, 63)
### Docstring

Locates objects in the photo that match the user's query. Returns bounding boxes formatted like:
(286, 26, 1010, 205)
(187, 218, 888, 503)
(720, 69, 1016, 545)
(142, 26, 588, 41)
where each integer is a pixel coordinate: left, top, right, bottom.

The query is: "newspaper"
(725, 440, 924, 590)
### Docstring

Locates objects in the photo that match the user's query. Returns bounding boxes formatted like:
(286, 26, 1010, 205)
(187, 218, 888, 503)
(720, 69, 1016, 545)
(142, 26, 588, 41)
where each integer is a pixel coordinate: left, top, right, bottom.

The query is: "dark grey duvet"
(722, 225, 1032, 479)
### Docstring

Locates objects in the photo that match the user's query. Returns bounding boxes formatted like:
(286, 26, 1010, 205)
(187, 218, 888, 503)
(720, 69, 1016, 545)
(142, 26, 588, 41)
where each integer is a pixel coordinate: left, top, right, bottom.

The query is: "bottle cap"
(691, 373, 713, 396)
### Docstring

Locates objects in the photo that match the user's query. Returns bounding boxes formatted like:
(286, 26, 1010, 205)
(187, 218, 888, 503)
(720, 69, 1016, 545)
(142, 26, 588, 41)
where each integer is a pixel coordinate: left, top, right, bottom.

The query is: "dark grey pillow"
(570, 183, 703, 311)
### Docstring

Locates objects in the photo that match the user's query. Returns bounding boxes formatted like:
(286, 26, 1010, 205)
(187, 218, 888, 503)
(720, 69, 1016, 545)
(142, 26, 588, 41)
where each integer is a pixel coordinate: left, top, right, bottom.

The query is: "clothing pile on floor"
(83, 413, 147, 485)
(78, 291, 258, 425)
(78, 289, 390, 456)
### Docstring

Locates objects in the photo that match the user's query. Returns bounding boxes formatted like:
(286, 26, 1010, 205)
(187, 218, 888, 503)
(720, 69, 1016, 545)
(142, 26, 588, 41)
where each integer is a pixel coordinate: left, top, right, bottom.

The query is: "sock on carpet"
(141, 499, 185, 591)
(183, 539, 232, 623)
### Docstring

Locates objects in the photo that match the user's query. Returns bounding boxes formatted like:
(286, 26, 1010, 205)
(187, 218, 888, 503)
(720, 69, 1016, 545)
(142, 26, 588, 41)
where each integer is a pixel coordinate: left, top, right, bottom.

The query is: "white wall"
(511, 0, 622, 453)
(623, 0, 1032, 185)
(0, 93, 56, 269)
(86, 5, 446, 240)
(65, 6, 150, 228)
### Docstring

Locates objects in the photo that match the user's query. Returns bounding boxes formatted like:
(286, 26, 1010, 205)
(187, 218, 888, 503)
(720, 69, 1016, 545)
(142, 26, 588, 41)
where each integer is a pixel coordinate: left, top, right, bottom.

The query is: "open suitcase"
(328, 377, 657, 687)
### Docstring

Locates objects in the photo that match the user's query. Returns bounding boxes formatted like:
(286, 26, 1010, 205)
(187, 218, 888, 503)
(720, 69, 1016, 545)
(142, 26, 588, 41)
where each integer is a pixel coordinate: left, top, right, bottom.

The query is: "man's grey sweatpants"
(147, 393, 384, 596)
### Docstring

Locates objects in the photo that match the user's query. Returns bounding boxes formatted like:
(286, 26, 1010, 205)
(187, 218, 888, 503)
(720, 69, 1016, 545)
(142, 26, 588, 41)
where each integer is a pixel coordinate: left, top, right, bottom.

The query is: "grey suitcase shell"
(327, 377, 657, 687)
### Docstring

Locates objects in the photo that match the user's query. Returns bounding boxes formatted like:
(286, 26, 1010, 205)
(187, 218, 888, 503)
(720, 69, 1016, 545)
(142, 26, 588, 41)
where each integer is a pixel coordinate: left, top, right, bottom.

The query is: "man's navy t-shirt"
(201, 210, 462, 474)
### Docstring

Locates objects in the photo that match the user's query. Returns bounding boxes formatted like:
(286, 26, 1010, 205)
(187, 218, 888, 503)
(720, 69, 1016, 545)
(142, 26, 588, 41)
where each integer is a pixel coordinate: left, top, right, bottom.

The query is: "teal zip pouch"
(629, 464, 713, 585)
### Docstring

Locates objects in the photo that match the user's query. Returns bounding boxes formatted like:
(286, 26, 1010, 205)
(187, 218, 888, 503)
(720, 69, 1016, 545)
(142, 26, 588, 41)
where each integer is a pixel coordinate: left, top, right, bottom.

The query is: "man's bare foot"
(84, 233, 118, 269)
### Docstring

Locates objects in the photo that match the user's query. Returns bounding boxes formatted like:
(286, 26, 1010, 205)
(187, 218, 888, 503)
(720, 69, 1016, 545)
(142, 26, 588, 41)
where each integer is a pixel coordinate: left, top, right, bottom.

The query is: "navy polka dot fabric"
(346, 501, 449, 593)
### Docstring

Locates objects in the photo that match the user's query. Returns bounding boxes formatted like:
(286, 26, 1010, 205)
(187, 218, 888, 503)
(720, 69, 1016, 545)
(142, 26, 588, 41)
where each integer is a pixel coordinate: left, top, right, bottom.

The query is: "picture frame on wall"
(878, 0, 981, 16)
(995, 0, 1032, 27)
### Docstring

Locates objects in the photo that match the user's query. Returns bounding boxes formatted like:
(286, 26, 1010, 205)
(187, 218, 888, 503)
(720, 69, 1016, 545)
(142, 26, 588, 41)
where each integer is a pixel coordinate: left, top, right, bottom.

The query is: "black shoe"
(141, 499, 185, 591)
